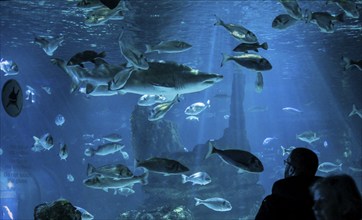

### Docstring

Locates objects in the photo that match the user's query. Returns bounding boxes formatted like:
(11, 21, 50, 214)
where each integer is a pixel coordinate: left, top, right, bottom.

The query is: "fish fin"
(280, 146, 286, 156)
(220, 53, 229, 67)
(145, 44, 153, 53)
(194, 197, 202, 206)
(140, 171, 149, 185)
(349, 104, 356, 117)
(181, 174, 187, 184)
(87, 163, 95, 176)
(214, 14, 223, 26)
(237, 169, 246, 174)
(261, 42, 268, 50)
(338, 163, 343, 171)
(33, 136, 40, 143)
(99, 51, 106, 58)
(103, 188, 109, 192)
(205, 140, 216, 159)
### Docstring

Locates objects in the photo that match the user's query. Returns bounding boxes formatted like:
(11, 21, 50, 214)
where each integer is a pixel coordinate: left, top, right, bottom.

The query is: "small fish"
(282, 107, 302, 113)
(55, 114, 65, 126)
(34, 35, 64, 56)
(0, 59, 19, 76)
(148, 95, 179, 121)
(136, 157, 189, 175)
(59, 143, 69, 160)
(87, 163, 133, 179)
(114, 187, 135, 196)
(3, 205, 14, 220)
(279, 0, 303, 20)
(318, 162, 343, 173)
(255, 72, 263, 93)
(233, 42, 268, 53)
(272, 14, 298, 30)
(41, 86, 52, 95)
(206, 141, 264, 173)
(67, 174, 75, 182)
(341, 56, 362, 71)
(195, 197, 232, 212)
(118, 31, 149, 70)
(120, 150, 129, 160)
(84, 143, 125, 156)
(137, 94, 167, 106)
(280, 146, 296, 156)
(323, 140, 328, 148)
(102, 133, 122, 142)
(184, 100, 210, 116)
(221, 53, 272, 71)
(84, 5, 125, 26)
(75, 206, 94, 220)
(214, 15, 258, 43)
(32, 133, 54, 152)
(186, 116, 199, 121)
(263, 137, 277, 145)
(296, 131, 320, 144)
(145, 40, 192, 54)
(182, 172, 211, 185)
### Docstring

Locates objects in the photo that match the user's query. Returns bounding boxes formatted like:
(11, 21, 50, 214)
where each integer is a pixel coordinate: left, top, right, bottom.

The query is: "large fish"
(272, 14, 298, 30)
(205, 141, 264, 173)
(305, 11, 345, 33)
(108, 61, 223, 97)
(279, 0, 303, 20)
(326, 0, 359, 18)
(195, 197, 232, 212)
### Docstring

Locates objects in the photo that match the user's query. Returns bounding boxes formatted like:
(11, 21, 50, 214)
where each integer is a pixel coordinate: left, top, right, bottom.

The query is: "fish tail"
(205, 140, 216, 159)
(338, 163, 343, 171)
(140, 171, 149, 185)
(145, 44, 153, 53)
(214, 14, 223, 26)
(342, 56, 352, 71)
(194, 197, 202, 206)
(220, 53, 230, 67)
(99, 51, 106, 58)
(87, 163, 95, 176)
(336, 12, 345, 23)
(280, 146, 286, 156)
(349, 104, 356, 117)
(181, 174, 188, 184)
(261, 42, 268, 50)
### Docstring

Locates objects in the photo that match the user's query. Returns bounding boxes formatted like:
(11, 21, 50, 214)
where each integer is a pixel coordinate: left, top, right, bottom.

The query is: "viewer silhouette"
(255, 147, 321, 220)
(310, 174, 362, 220)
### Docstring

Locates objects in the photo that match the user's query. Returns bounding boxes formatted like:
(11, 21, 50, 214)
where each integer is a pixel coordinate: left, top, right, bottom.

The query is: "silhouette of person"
(255, 147, 321, 220)
(310, 174, 362, 220)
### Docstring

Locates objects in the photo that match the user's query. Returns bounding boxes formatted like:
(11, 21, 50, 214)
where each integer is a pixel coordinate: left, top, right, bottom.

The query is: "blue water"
(1, 1, 361, 219)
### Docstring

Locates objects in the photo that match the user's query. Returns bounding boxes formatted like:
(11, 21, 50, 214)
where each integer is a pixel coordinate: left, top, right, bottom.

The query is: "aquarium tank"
(1, 0, 361, 219)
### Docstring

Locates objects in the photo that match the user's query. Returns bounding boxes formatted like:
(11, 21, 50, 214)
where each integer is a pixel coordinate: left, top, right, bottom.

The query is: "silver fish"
(195, 197, 232, 212)
(145, 40, 192, 54)
(184, 100, 210, 116)
(137, 94, 168, 106)
(181, 172, 211, 185)
(148, 95, 179, 121)
(0, 59, 19, 76)
(214, 15, 258, 43)
(84, 143, 125, 156)
(34, 35, 64, 56)
(59, 143, 68, 160)
(32, 133, 54, 152)
(306, 11, 345, 33)
(318, 162, 343, 173)
(102, 133, 122, 142)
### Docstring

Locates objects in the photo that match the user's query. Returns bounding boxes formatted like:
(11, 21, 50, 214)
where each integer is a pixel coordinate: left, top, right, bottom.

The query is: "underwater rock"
(34, 198, 81, 220)
(118, 205, 193, 220)
(130, 105, 184, 160)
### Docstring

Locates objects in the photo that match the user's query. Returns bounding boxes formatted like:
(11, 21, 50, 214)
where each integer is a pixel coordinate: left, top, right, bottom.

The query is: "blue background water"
(1, 0, 361, 219)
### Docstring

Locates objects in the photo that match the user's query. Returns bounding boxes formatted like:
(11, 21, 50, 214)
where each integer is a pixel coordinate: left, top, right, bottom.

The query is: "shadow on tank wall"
(127, 73, 264, 219)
